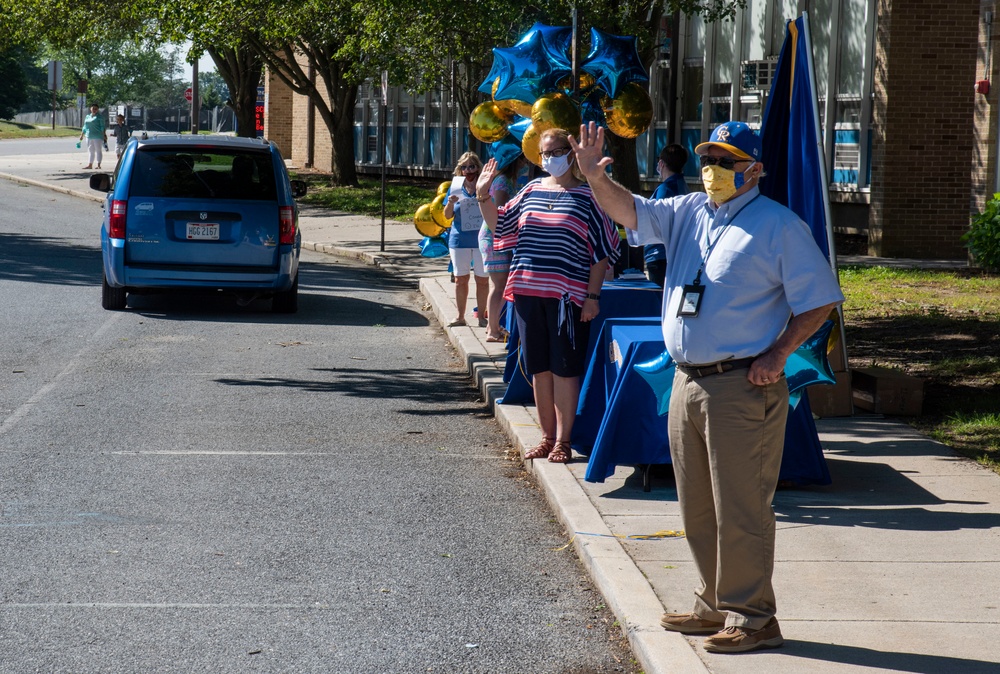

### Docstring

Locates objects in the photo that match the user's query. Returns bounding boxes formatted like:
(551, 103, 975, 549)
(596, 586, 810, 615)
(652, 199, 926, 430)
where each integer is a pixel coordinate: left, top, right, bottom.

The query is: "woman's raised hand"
(476, 158, 498, 196)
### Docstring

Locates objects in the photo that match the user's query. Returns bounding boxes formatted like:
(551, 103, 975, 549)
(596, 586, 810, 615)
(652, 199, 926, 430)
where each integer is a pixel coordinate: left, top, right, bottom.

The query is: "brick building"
(265, 0, 998, 261)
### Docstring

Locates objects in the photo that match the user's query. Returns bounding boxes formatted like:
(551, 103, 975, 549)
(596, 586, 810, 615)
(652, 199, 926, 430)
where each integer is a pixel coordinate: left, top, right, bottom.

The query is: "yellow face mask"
(701, 163, 754, 204)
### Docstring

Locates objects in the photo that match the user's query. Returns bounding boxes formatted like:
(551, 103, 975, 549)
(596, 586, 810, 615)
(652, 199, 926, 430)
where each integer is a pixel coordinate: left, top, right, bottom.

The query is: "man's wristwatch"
(586, 293, 601, 300)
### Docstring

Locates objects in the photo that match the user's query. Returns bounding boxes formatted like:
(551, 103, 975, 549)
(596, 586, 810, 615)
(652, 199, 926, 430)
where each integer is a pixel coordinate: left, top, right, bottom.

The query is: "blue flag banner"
(759, 15, 833, 261)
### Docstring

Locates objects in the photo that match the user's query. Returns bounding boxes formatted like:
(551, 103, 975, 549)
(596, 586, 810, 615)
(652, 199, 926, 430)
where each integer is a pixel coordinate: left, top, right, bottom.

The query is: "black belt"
(676, 357, 756, 379)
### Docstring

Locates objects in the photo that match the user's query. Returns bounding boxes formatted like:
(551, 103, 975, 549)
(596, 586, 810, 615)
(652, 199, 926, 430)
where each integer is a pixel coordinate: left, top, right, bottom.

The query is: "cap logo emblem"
(716, 127, 731, 142)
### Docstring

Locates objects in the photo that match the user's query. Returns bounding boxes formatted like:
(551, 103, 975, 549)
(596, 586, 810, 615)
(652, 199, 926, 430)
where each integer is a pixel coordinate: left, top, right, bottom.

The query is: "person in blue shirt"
(572, 120, 843, 654)
(443, 152, 490, 327)
(645, 144, 689, 287)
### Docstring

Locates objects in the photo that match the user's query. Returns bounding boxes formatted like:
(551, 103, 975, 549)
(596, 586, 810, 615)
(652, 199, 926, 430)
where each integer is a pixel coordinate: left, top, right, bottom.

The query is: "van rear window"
(128, 149, 277, 201)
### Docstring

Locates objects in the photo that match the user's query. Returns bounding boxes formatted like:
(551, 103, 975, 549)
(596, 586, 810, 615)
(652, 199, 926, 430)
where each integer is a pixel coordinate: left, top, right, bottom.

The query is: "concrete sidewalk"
(3, 146, 1000, 674)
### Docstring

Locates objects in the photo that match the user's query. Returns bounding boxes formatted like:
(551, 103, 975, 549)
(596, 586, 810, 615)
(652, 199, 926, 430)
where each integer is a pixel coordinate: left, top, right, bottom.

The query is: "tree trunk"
(208, 44, 262, 138)
(328, 83, 359, 185)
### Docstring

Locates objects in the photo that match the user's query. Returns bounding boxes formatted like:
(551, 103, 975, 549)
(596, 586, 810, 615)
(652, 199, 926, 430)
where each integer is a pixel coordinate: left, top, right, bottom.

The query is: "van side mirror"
(89, 173, 111, 192)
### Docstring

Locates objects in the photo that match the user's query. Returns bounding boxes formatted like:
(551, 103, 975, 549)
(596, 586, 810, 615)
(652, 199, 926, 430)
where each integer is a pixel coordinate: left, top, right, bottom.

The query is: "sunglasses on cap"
(699, 155, 752, 170)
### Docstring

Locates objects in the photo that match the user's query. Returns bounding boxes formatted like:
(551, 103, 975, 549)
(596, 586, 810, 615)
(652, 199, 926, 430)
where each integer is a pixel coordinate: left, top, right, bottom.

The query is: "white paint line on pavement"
(0, 313, 122, 438)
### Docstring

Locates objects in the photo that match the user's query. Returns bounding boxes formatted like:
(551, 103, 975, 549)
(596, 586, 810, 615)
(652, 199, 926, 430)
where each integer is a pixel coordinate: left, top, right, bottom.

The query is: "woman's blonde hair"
(539, 128, 586, 182)
(453, 151, 483, 176)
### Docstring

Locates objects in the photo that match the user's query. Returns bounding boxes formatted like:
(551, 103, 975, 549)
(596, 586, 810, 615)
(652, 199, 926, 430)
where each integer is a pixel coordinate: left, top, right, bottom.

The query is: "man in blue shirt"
(571, 121, 843, 654)
(645, 144, 689, 287)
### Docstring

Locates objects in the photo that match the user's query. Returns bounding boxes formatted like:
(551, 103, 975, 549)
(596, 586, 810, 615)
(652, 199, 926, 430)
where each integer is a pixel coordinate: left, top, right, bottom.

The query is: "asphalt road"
(0, 180, 637, 673)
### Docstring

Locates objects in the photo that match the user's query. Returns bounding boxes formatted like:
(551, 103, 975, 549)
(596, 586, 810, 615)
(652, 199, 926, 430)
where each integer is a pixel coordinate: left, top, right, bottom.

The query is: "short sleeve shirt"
(632, 186, 844, 364)
(495, 179, 621, 307)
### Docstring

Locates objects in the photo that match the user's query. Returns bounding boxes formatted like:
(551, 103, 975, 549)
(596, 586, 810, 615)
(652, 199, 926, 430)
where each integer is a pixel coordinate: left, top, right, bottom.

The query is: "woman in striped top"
(477, 128, 620, 463)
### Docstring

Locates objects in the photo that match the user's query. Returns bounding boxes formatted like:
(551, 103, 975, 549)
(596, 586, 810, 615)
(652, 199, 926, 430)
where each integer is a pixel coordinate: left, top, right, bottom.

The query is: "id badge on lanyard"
(675, 195, 759, 319)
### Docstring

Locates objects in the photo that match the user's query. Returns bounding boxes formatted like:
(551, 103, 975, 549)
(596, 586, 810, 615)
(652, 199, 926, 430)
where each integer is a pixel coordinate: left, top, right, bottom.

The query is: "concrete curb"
(0, 171, 104, 204)
(419, 275, 709, 674)
(4, 168, 707, 673)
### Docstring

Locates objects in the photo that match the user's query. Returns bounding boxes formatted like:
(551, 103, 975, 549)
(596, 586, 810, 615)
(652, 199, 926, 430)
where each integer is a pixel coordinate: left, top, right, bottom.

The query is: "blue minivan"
(91, 135, 306, 312)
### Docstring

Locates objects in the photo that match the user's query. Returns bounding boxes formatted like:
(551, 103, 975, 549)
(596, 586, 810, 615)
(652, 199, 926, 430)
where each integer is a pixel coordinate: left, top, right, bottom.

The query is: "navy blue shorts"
(514, 294, 591, 378)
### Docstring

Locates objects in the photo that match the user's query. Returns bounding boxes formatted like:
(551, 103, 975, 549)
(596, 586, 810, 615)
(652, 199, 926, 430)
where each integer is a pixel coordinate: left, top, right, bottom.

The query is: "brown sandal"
(548, 441, 572, 464)
(524, 437, 555, 460)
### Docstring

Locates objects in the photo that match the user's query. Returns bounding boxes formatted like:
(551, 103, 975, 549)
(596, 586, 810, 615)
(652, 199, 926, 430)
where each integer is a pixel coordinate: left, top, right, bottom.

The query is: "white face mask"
(541, 153, 573, 178)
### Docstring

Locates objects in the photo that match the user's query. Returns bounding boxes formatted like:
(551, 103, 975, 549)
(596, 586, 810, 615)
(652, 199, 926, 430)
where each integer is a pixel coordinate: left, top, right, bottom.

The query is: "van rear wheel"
(102, 273, 127, 310)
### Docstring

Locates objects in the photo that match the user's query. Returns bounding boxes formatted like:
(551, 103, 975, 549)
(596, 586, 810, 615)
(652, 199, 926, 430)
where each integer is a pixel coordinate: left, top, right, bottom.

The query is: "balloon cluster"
(414, 180, 454, 239)
(469, 23, 654, 166)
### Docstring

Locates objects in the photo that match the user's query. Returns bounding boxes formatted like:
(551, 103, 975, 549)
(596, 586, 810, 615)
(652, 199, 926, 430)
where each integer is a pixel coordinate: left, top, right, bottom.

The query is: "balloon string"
(516, 346, 534, 389)
(554, 529, 685, 551)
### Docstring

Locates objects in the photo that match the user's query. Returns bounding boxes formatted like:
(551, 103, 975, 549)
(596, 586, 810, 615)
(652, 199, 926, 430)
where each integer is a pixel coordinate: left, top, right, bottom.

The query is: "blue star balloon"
(516, 23, 573, 70)
(477, 50, 511, 96)
(492, 31, 571, 105)
(633, 350, 676, 417)
(581, 28, 650, 99)
(784, 319, 837, 407)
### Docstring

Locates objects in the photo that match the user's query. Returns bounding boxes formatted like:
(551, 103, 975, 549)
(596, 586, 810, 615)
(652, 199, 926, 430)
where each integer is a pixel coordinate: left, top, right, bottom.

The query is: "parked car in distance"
(91, 134, 307, 313)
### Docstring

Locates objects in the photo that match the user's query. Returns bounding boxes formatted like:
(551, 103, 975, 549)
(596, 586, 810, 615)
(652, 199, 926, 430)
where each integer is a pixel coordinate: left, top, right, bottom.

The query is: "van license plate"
(187, 223, 219, 240)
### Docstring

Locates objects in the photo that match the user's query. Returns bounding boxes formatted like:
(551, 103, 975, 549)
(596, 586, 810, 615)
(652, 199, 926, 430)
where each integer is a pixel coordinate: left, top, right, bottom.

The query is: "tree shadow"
(0, 232, 101, 286)
(780, 640, 1000, 674)
(214, 366, 482, 416)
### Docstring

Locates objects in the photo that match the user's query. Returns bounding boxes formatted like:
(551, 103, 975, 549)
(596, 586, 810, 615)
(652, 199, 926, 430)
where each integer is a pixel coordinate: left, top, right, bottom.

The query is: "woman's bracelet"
(476, 193, 491, 203)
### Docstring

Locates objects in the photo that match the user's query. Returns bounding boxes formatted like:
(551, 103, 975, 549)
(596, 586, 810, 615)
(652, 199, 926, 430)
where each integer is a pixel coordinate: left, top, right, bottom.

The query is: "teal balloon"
(419, 235, 449, 258)
(633, 350, 676, 417)
(490, 136, 523, 171)
(581, 28, 650, 99)
(784, 320, 837, 406)
(506, 117, 532, 142)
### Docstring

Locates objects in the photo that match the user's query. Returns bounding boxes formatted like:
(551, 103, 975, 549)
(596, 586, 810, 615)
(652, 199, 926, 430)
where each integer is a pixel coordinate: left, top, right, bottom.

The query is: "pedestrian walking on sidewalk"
(477, 128, 620, 465)
(478, 150, 524, 342)
(79, 104, 107, 170)
(571, 120, 844, 653)
(112, 113, 132, 163)
(443, 152, 490, 328)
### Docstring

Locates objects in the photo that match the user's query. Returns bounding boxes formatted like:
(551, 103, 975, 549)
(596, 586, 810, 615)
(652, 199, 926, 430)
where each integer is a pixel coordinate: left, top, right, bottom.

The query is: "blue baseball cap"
(695, 121, 761, 161)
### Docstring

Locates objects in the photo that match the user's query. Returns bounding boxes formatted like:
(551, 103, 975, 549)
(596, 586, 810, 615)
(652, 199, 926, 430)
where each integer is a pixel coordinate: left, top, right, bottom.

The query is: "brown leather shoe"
(703, 617, 783, 653)
(659, 612, 725, 635)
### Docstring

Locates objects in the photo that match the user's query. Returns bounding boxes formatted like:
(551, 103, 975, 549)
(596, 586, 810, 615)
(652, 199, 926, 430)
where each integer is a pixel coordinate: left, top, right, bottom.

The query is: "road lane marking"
(0, 313, 122, 438)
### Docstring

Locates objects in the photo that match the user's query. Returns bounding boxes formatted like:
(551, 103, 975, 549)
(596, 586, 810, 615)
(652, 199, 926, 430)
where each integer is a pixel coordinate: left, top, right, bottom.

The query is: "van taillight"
(109, 200, 127, 239)
(279, 206, 296, 245)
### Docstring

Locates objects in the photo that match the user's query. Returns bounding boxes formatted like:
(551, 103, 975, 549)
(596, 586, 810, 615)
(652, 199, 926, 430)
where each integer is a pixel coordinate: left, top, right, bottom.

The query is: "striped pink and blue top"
(494, 179, 621, 307)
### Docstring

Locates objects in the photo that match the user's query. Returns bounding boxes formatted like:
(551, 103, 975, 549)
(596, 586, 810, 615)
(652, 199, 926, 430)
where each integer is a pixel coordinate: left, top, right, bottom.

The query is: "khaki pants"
(667, 368, 788, 630)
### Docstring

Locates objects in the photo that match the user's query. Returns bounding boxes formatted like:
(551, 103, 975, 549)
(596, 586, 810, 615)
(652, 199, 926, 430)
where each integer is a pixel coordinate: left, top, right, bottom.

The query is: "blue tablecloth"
(499, 280, 663, 405)
(581, 323, 832, 487)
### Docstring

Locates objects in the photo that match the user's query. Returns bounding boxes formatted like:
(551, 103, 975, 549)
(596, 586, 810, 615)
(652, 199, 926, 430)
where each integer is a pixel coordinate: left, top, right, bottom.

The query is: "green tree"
(198, 70, 230, 109)
(153, 1, 264, 138)
(0, 48, 30, 119)
(50, 40, 183, 108)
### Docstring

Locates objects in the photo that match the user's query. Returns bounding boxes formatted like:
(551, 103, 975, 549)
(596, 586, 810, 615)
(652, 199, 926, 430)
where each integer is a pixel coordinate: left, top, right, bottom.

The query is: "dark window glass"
(128, 149, 276, 201)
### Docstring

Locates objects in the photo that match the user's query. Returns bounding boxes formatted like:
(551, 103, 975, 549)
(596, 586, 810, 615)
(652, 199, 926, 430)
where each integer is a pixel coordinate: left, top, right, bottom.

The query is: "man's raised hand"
(569, 122, 614, 180)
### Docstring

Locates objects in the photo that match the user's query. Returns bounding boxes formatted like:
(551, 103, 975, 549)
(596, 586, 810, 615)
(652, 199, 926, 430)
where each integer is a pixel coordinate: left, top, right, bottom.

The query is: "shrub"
(965, 193, 1000, 272)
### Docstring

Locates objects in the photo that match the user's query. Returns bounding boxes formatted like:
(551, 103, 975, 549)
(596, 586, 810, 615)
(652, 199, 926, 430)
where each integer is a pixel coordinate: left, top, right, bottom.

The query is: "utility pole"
(191, 59, 200, 134)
